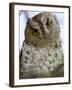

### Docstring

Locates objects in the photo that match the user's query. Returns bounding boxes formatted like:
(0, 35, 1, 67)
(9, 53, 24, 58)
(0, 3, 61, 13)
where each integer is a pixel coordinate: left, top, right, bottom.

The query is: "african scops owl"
(19, 12, 64, 79)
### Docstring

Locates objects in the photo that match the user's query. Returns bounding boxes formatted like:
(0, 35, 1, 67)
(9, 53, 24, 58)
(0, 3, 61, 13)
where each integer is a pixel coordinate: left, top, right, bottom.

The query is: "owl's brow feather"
(28, 20, 40, 30)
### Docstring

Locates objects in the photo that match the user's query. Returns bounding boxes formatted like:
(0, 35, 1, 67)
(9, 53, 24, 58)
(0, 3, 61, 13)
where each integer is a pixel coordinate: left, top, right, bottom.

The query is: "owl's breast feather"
(20, 41, 64, 78)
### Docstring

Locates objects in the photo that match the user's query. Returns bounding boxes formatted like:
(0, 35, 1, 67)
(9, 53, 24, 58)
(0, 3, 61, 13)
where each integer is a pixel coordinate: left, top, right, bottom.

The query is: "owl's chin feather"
(25, 38, 61, 49)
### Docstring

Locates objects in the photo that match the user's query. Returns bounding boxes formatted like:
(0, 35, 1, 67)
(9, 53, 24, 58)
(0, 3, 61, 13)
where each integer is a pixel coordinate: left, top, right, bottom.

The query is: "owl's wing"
(19, 49, 22, 60)
(50, 63, 64, 77)
(19, 41, 25, 60)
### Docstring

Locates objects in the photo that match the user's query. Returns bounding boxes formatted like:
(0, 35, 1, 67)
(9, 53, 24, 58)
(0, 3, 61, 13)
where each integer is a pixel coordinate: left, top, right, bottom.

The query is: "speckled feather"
(20, 41, 64, 79)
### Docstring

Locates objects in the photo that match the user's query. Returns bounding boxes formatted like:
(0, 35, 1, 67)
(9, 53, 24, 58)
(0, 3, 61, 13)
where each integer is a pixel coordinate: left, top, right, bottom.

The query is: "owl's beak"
(44, 28, 51, 39)
(45, 29, 51, 34)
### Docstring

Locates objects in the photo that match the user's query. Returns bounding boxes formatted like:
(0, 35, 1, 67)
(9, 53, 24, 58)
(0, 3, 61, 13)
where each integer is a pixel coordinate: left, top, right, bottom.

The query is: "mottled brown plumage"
(20, 12, 64, 79)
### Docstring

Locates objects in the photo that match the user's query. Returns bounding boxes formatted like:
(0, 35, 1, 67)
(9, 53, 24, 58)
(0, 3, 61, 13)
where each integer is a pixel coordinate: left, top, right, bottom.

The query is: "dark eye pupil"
(46, 19, 51, 26)
(32, 28, 39, 35)
(34, 29, 38, 33)
(46, 22, 49, 25)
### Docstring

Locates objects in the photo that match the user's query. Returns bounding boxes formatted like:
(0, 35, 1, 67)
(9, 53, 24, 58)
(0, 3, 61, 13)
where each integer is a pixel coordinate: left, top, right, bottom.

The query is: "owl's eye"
(32, 28, 39, 35)
(46, 19, 52, 26)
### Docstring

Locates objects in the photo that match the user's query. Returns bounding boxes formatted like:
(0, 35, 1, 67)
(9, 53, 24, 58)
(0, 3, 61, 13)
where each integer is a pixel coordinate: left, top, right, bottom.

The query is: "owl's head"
(25, 12, 60, 48)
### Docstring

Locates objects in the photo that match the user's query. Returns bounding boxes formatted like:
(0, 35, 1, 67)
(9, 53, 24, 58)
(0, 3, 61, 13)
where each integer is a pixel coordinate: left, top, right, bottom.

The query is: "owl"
(19, 12, 64, 79)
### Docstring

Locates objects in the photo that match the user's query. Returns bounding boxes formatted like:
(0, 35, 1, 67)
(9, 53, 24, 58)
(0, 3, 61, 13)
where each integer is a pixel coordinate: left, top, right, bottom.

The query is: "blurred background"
(19, 11, 64, 51)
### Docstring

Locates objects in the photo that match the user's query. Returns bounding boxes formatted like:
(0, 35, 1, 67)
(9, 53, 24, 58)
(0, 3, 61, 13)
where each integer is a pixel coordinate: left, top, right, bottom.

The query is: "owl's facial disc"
(25, 12, 60, 48)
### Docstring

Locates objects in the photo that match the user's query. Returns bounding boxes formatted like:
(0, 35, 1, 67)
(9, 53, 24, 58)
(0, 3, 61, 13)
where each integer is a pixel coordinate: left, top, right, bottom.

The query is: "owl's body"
(20, 12, 64, 79)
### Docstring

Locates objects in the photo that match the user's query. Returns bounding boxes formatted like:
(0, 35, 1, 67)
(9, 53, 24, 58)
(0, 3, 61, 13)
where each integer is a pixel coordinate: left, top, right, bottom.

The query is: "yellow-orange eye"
(32, 28, 39, 35)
